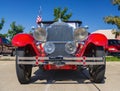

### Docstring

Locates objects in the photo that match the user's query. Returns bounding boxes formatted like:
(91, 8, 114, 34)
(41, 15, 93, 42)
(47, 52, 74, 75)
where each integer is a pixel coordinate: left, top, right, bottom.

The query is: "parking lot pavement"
(0, 61, 120, 91)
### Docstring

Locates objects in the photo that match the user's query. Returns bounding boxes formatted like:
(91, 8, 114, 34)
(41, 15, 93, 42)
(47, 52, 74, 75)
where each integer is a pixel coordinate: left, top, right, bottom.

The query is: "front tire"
(16, 47, 32, 84)
(89, 46, 106, 83)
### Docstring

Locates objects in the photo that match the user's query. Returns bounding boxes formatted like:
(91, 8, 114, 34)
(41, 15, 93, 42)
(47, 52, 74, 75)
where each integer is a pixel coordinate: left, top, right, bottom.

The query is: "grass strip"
(106, 56, 120, 62)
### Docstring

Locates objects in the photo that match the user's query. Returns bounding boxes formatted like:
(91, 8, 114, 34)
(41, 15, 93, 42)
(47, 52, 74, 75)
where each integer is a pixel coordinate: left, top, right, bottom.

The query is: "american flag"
(36, 15, 42, 24)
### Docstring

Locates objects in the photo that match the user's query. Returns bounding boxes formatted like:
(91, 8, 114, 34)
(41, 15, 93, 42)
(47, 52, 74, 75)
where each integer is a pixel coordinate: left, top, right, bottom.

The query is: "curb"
(0, 56, 15, 61)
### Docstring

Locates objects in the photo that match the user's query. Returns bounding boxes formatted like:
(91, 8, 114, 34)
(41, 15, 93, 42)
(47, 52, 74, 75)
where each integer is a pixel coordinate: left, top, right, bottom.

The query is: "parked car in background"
(106, 39, 120, 56)
(0, 37, 15, 56)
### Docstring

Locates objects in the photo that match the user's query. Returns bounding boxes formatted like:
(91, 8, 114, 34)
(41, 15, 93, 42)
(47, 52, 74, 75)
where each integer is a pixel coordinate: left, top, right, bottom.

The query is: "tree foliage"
(113, 0, 120, 10)
(0, 18, 5, 30)
(0, 34, 7, 38)
(7, 22, 24, 40)
(104, 0, 120, 37)
(104, 16, 120, 29)
(54, 7, 72, 21)
(0, 18, 7, 38)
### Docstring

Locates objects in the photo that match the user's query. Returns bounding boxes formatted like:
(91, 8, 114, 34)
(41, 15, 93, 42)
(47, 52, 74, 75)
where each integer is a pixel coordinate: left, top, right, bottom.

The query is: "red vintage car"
(12, 20, 107, 84)
(106, 39, 120, 56)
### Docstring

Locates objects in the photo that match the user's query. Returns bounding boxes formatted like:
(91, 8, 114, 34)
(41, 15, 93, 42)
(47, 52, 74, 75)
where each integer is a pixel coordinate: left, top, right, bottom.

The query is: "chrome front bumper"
(17, 56, 105, 66)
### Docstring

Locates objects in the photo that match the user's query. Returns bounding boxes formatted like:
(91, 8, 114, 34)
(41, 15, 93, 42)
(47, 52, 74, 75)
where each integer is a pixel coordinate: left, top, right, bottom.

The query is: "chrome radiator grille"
(46, 22, 74, 57)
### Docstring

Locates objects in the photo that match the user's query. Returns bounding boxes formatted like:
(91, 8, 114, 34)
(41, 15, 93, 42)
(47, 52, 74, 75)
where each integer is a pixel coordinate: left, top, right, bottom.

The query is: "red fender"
(12, 33, 45, 56)
(86, 33, 108, 47)
(12, 33, 34, 47)
(76, 33, 108, 57)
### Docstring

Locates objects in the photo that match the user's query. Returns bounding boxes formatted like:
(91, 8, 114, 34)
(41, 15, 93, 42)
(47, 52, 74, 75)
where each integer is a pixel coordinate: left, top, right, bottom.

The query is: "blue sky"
(0, 0, 119, 34)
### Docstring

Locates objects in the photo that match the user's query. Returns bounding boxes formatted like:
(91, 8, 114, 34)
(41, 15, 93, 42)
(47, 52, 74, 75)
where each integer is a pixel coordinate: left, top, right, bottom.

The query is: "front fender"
(86, 33, 108, 47)
(76, 33, 108, 57)
(12, 33, 35, 47)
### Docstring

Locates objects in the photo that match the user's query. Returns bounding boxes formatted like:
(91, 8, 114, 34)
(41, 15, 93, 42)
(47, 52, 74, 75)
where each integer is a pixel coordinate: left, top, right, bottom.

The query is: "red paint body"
(12, 33, 108, 70)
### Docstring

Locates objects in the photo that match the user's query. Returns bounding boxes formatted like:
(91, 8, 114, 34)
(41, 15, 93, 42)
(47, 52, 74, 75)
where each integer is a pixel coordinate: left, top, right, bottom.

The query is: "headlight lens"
(33, 28, 47, 41)
(74, 28, 88, 41)
(65, 41, 76, 54)
(44, 42, 55, 54)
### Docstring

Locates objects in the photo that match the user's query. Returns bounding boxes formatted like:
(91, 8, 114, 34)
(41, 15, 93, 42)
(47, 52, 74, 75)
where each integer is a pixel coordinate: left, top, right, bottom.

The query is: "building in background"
(92, 29, 116, 39)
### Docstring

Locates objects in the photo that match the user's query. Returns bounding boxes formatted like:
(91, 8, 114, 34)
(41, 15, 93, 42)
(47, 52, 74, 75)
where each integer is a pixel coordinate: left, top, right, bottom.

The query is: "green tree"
(54, 7, 72, 21)
(104, 0, 120, 38)
(0, 34, 7, 38)
(0, 18, 5, 30)
(113, 0, 120, 10)
(7, 22, 24, 40)
(0, 18, 7, 38)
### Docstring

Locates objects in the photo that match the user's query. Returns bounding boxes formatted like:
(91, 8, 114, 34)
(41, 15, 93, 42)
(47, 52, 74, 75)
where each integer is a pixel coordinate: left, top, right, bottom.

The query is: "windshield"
(108, 40, 120, 45)
(38, 21, 81, 29)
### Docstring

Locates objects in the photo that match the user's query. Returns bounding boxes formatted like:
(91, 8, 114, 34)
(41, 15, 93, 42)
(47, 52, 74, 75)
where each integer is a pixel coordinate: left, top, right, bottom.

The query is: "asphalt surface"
(0, 60, 120, 91)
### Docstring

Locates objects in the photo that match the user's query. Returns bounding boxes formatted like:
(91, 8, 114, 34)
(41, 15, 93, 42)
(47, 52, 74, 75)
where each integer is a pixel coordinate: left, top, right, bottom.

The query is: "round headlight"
(65, 41, 76, 54)
(33, 28, 47, 41)
(74, 28, 88, 41)
(44, 42, 55, 54)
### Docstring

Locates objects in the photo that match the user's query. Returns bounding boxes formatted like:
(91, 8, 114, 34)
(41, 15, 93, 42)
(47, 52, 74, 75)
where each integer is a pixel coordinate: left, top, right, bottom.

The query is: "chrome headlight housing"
(74, 28, 88, 41)
(33, 28, 47, 41)
(44, 42, 55, 54)
(65, 41, 76, 54)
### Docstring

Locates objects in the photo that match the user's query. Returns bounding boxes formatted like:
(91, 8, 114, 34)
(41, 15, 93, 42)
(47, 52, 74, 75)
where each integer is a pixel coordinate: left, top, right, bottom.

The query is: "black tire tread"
(16, 47, 32, 84)
(89, 46, 106, 83)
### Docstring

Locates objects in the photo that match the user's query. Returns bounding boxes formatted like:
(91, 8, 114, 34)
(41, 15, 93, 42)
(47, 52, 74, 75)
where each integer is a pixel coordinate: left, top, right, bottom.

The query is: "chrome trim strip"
(18, 57, 104, 61)
(17, 56, 105, 65)
(18, 61, 104, 65)
(18, 57, 49, 60)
